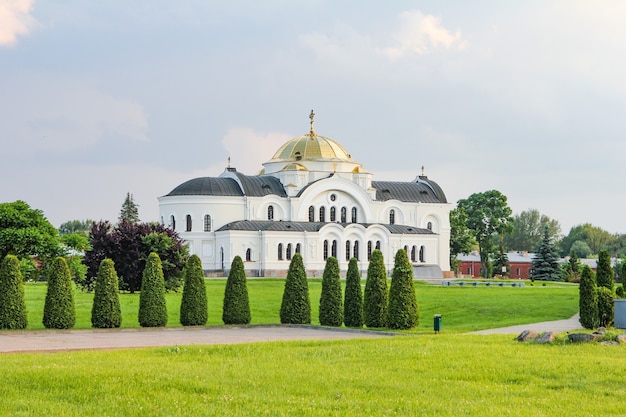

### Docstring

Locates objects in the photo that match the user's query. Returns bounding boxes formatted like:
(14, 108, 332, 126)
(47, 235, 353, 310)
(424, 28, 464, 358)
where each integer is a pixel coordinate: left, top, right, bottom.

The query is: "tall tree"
(319, 257, 343, 327)
(279, 253, 311, 324)
(449, 207, 475, 273)
(222, 255, 251, 325)
(180, 254, 208, 326)
(595, 249, 614, 290)
(343, 257, 363, 328)
(138, 252, 168, 327)
(560, 223, 615, 256)
(457, 190, 513, 278)
(504, 209, 561, 252)
(363, 249, 388, 328)
(119, 192, 140, 224)
(530, 225, 561, 281)
(58, 219, 94, 236)
(387, 249, 418, 329)
(43, 257, 76, 329)
(579, 265, 598, 329)
(91, 258, 122, 328)
(0, 255, 27, 329)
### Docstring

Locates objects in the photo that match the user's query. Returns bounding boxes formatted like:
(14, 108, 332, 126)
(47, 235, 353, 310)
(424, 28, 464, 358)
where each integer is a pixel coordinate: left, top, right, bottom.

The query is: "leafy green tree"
(579, 265, 599, 329)
(560, 223, 615, 256)
(530, 226, 561, 281)
(457, 190, 513, 277)
(343, 257, 363, 328)
(43, 257, 76, 329)
(492, 238, 510, 277)
(279, 253, 311, 324)
(595, 250, 614, 290)
(608, 234, 626, 257)
(387, 249, 418, 329)
(569, 240, 592, 258)
(319, 257, 343, 327)
(138, 252, 168, 327)
(364, 249, 388, 328)
(596, 286, 614, 328)
(222, 256, 251, 325)
(58, 219, 93, 236)
(560, 250, 582, 282)
(449, 207, 475, 272)
(119, 192, 140, 224)
(504, 209, 561, 252)
(0, 255, 27, 329)
(91, 258, 122, 328)
(180, 254, 208, 326)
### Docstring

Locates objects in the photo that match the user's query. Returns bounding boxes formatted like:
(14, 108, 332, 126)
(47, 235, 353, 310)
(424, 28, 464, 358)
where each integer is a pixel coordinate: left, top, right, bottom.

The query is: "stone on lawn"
(535, 332, 554, 344)
(567, 333, 595, 343)
(515, 330, 538, 342)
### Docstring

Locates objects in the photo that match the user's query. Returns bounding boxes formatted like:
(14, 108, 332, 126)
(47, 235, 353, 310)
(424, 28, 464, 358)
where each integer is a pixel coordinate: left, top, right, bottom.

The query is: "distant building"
(158, 112, 452, 277)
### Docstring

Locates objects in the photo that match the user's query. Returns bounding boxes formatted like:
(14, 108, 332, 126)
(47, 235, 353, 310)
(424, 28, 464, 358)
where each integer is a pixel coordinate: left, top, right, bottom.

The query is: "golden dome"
(270, 134, 353, 162)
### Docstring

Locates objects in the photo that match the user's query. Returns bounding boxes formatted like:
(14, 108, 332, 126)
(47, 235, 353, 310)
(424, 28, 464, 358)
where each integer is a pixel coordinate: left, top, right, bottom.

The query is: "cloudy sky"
(2, 1, 626, 235)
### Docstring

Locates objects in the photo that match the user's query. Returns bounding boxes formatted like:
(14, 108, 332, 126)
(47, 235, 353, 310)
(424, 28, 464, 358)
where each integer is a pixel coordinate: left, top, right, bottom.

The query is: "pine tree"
(279, 253, 311, 324)
(579, 265, 599, 329)
(119, 192, 140, 224)
(343, 257, 363, 328)
(180, 254, 208, 326)
(43, 257, 76, 329)
(364, 249, 388, 328)
(138, 252, 168, 327)
(530, 225, 561, 281)
(596, 249, 614, 290)
(222, 256, 251, 325)
(319, 257, 343, 327)
(0, 255, 27, 329)
(387, 249, 419, 329)
(596, 286, 614, 327)
(91, 258, 122, 328)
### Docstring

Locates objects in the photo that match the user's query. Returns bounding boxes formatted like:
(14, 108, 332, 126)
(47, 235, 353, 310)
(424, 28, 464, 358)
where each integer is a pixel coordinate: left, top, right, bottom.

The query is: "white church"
(158, 112, 451, 278)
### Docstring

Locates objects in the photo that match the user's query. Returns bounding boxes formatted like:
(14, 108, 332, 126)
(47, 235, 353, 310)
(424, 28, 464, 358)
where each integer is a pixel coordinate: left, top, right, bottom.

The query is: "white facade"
(158, 119, 451, 277)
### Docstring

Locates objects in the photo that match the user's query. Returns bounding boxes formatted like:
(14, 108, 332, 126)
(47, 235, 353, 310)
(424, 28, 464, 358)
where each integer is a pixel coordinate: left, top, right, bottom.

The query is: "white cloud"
(0, 0, 37, 46)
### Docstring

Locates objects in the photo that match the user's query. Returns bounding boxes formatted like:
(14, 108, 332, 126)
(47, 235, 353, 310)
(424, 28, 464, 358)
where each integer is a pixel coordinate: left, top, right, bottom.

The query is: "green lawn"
(23, 279, 579, 333)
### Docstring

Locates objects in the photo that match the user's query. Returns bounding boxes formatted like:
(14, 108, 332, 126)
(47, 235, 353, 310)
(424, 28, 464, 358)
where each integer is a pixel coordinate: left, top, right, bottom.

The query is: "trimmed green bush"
(180, 254, 208, 326)
(364, 249, 388, 328)
(344, 257, 363, 328)
(579, 265, 598, 329)
(596, 286, 614, 328)
(280, 253, 311, 324)
(222, 256, 251, 325)
(43, 257, 76, 329)
(138, 252, 168, 327)
(319, 257, 342, 327)
(0, 254, 27, 329)
(387, 249, 418, 329)
(616, 285, 625, 299)
(91, 258, 122, 328)
(596, 250, 614, 290)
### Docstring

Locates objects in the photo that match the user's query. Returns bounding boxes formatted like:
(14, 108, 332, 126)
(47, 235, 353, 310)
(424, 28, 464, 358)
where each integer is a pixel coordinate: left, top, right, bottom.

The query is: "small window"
(427, 221, 433, 231)
(351, 207, 357, 223)
(186, 215, 192, 232)
(419, 245, 425, 262)
(341, 207, 347, 223)
(204, 214, 211, 232)
(268, 205, 274, 220)
(345, 241, 351, 261)
(308, 206, 315, 222)
(376, 241, 381, 250)
(295, 151, 302, 161)
(286, 243, 292, 260)
(353, 240, 359, 260)
(389, 209, 395, 225)
(319, 207, 326, 222)
(411, 246, 417, 262)
(367, 241, 372, 261)
(170, 215, 176, 230)
(330, 207, 336, 222)
(331, 240, 337, 258)
(295, 243, 301, 254)
(323, 240, 329, 260)
(404, 245, 408, 254)
(160, 216, 164, 225)
(246, 248, 252, 262)
(278, 243, 283, 260)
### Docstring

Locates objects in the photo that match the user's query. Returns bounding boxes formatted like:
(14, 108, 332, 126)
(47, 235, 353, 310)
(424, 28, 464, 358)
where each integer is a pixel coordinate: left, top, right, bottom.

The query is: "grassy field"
(0, 335, 624, 416)
(22, 279, 579, 333)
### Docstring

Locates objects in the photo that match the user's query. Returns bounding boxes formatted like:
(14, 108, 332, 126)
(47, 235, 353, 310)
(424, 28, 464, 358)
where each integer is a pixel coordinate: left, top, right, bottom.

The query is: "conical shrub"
(343, 257, 363, 328)
(579, 265, 598, 329)
(222, 256, 251, 325)
(180, 254, 208, 326)
(91, 258, 122, 328)
(364, 249, 388, 328)
(319, 257, 342, 327)
(387, 249, 418, 329)
(138, 252, 168, 327)
(43, 257, 76, 329)
(0, 255, 27, 329)
(280, 253, 310, 324)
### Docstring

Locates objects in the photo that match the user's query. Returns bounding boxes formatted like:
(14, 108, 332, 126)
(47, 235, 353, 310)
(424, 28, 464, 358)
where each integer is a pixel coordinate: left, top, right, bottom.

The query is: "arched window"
(268, 205, 274, 220)
(160, 216, 164, 225)
(204, 214, 211, 232)
(389, 209, 395, 225)
(308, 206, 315, 222)
(278, 243, 283, 260)
(186, 215, 192, 232)
(367, 241, 372, 260)
(427, 221, 433, 231)
(404, 245, 408, 254)
(246, 248, 252, 261)
(331, 240, 337, 258)
(411, 246, 417, 262)
(295, 243, 301, 254)
(323, 240, 329, 260)
(351, 207, 357, 223)
(220, 247, 224, 270)
(419, 245, 425, 262)
(345, 240, 351, 261)
(170, 215, 176, 230)
(375, 241, 381, 250)
(340, 207, 347, 223)
(319, 207, 326, 222)
(330, 207, 336, 222)
(353, 240, 359, 260)
(286, 243, 292, 260)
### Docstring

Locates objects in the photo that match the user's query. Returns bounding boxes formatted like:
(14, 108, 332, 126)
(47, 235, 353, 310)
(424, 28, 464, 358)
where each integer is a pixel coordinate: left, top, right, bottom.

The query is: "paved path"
(0, 325, 393, 353)
(469, 313, 582, 335)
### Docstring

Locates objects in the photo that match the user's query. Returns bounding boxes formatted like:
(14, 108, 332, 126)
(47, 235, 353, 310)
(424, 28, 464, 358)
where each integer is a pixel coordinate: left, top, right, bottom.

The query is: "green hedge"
(180, 255, 208, 326)
(319, 257, 342, 327)
(0, 255, 27, 329)
(596, 286, 614, 328)
(91, 258, 122, 328)
(280, 253, 310, 324)
(579, 265, 598, 329)
(343, 258, 363, 328)
(43, 257, 76, 329)
(364, 249, 388, 328)
(387, 249, 418, 329)
(138, 252, 168, 327)
(222, 256, 251, 325)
